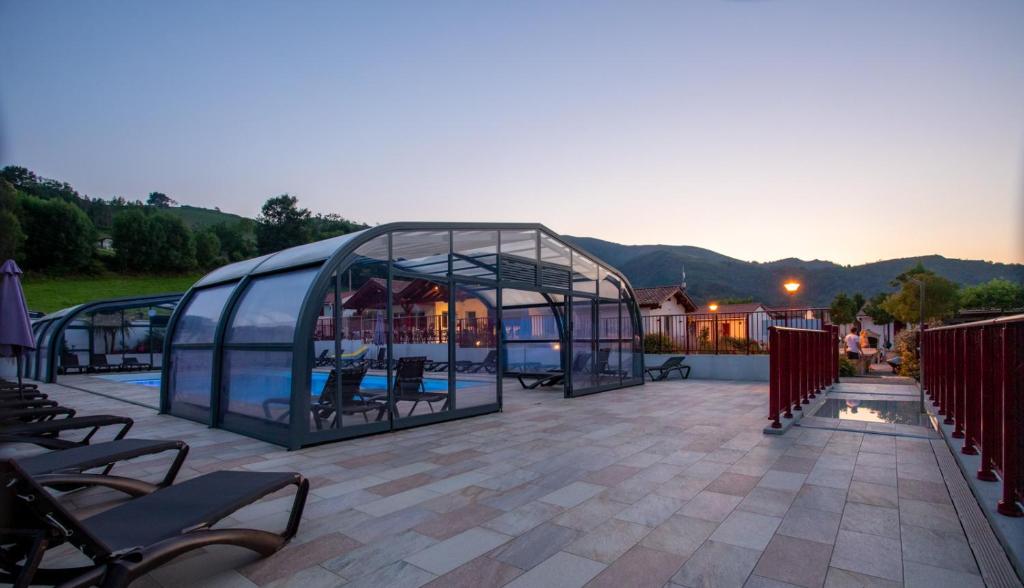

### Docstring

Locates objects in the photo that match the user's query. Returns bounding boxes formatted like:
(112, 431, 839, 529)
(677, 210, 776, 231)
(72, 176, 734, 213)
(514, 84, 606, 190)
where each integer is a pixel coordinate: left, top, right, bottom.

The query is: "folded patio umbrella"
(372, 312, 386, 347)
(0, 259, 36, 391)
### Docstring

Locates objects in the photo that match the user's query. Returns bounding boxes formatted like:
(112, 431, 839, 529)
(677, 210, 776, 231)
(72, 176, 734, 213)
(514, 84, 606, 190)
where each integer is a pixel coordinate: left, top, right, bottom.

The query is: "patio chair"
(644, 356, 690, 381)
(262, 362, 386, 428)
(463, 350, 497, 374)
(59, 352, 88, 375)
(338, 344, 370, 366)
(0, 398, 57, 410)
(87, 354, 116, 373)
(392, 356, 448, 416)
(506, 353, 589, 390)
(15, 438, 189, 496)
(0, 414, 133, 450)
(313, 349, 331, 367)
(0, 389, 47, 402)
(0, 458, 309, 588)
(122, 357, 152, 371)
(369, 347, 388, 370)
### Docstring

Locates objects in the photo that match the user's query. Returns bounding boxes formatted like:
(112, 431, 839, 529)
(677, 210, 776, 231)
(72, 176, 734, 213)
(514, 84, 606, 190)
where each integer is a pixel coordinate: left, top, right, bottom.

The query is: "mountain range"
(562, 236, 1024, 307)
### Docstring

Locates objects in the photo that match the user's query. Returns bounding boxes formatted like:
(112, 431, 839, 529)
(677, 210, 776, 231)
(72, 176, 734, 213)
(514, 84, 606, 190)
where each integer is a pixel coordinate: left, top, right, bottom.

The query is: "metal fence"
(922, 314, 1023, 517)
(640, 308, 831, 354)
(768, 325, 838, 429)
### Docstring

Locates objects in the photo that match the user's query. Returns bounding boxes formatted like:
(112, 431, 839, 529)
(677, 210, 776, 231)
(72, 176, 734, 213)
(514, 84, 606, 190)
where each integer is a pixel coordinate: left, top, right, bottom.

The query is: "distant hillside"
(564, 236, 1024, 307)
(166, 205, 251, 229)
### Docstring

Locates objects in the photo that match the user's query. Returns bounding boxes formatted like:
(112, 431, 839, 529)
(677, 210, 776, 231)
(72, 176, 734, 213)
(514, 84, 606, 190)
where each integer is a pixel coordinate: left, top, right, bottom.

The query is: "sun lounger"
(0, 414, 133, 450)
(508, 370, 565, 389)
(16, 438, 189, 496)
(0, 405, 76, 424)
(263, 362, 386, 429)
(0, 389, 47, 402)
(0, 458, 308, 588)
(59, 352, 89, 375)
(122, 357, 152, 371)
(0, 398, 58, 410)
(88, 354, 117, 373)
(644, 356, 690, 381)
(392, 357, 448, 416)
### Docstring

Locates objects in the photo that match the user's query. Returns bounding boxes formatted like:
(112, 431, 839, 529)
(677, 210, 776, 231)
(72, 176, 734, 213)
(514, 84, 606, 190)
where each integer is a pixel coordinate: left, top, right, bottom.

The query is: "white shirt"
(844, 333, 861, 354)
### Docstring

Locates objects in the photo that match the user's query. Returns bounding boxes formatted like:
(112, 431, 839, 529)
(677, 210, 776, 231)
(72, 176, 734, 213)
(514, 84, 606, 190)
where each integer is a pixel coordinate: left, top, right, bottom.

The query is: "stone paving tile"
(679, 490, 743, 522)
(744, 575, 802, 588)
(583, 464, 641, 487)
(539, 481, 606, 508)
(847, 481, 898, 509)
(413, 503, 503, 540)
(613, 493, 685, 527)
(824, 567, 900, 588)
(737, 487, 797, 517)
(259, 565, 344, 588)
(343, 560, 436, 588)
(896, 479, 951, 505)
(757, 471, 808, 493)
(672, 540, 763, 588)
(830, 529, 903, 582)
(852, 465, 897, 488)
(792, 484, 847, 514)
(484, 500, 564, 536)
(406, 527, 512, 575)
(805, 466, 853, 490)
(777, 506, 841, 545)
(239, 532, 360, 585)
(490, 522, 580, 570)
(564, 518, 652, 564)
(840, 502, 900, 539)
(897, 499, 961, 534)
(584, 545, 686, 588)
(705, 472, 762, 497)
(901, 560, 983, 588)
(753, 534, 833, 588)
(899, 524, 977, 574)
(423, 556, 524, 588)
(709, 510, 783, 550)
(771, 456, 818, 475)
(505, 551, 605, 588)
(323, 529, 436, 580)
(554, 495, 631, 531)
(640, 513, 718, 557)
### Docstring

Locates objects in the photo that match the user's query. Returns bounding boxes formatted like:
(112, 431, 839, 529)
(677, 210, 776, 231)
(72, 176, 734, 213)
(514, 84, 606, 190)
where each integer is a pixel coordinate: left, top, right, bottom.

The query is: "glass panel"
(194, 253, 273, 287)
(621, 291, 639, 380)
(168, 348, 213, 414)
(393, 278, 451, 420)
(392, 230, 449, 277)
(599, 267, 622, 300)
(59, 325, 89, 373)
(540, 234, 571, 268)
(37, 321, 54, 379)
(337, 236, 392, 429)
(500, 230, 537, 262)
(453, 230, 498, 280)
(227, 268, 318, 343)
(222, 349, 293, 423)
(454, 284, 498, 409)
(255, 230, 366, 275)
(503, 289, 564, 381)
(572, 252, 598, 294)
(173, 284, 236, 344)
(597, 299, 621, 386)
(571, 297, 596, 391)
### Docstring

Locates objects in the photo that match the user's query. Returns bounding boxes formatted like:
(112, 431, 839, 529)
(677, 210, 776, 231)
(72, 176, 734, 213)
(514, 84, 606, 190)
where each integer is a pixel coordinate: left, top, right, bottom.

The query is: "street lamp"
(709, 303, 719, 354)
(783, 280, 801, 326)
(908, 277, 926, 413)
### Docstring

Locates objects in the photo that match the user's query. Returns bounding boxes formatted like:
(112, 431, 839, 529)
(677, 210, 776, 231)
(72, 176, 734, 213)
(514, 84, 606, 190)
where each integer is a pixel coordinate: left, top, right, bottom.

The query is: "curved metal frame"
(32, 293, 183, 384)
(161, 222, 645, 449)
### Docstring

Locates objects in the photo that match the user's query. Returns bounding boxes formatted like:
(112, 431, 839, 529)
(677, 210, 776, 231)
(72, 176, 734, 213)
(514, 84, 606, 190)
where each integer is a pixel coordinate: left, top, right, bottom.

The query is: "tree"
(959, 278, 1024, 310)
(210, 221, 257, 261)
(256, 194, 311, 254)
(0, 180, 25, 262)
(112, 209, 152, 271)
(147, 192, 177, 208)
(881, 263, 959, 324)
(194, 230, 222, 269)
(16, 194, 97, 272)
(148, 213, 196, 271)
(829, 293, 858, 325)
(862, 292, 894, 325)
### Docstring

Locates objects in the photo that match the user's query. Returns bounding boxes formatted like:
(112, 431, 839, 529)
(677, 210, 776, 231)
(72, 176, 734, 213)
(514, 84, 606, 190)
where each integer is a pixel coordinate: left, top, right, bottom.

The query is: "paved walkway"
(3, 378, 987, 588)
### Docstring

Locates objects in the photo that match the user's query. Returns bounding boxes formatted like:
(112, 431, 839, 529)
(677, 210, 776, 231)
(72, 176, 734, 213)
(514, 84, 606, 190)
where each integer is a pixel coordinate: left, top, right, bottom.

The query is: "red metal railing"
(768, 325, 837, 429)
(922, 314, 1023, 517)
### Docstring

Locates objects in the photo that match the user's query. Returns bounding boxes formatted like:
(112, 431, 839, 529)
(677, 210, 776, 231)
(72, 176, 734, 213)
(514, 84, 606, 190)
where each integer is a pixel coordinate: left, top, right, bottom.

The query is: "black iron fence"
(641, 308, 831, 355)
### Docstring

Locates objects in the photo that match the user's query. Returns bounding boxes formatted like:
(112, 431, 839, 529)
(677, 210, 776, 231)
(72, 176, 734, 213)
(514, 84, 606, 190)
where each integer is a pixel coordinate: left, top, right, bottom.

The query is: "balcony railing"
(922, 314, 1023, 517)
(767, 325, 838, 429)
(642, 308, 831, 355)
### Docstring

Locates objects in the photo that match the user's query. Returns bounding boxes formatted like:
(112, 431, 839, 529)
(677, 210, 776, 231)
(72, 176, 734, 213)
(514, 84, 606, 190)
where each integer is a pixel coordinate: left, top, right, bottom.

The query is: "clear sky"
(1, 1, 1022, 265)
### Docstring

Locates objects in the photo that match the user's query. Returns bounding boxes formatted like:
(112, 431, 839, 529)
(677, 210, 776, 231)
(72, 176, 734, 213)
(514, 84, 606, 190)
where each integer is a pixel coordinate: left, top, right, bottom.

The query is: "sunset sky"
(1, 1, 1022, 265)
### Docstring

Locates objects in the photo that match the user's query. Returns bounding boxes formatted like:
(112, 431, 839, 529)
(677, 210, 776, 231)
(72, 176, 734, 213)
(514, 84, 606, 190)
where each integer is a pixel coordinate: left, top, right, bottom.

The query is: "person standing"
(845, 326, 862, 360)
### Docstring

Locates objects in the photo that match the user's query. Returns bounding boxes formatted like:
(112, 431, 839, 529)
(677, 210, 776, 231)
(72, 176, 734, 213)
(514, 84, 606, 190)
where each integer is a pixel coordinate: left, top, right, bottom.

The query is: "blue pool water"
(104, 373, 460, 392)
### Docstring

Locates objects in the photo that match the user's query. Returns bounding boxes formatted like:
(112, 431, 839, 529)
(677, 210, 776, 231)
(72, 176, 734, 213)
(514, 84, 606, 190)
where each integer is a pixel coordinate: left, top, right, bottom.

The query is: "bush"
(644, 332, 678, 354)
(895, 329, 920, 380)
(838, 355, 856, 377)
(17, 194, 97, 272)
(719, 336, 763, 354)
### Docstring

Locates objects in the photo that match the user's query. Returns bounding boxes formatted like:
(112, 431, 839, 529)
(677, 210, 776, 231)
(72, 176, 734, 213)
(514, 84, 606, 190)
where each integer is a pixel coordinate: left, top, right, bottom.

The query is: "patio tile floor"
(1, 378, 989, 587)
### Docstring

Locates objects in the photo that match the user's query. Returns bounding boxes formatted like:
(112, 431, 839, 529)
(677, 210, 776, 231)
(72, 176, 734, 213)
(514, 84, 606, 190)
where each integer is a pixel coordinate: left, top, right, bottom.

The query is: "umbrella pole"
(16, 348, 24, 399)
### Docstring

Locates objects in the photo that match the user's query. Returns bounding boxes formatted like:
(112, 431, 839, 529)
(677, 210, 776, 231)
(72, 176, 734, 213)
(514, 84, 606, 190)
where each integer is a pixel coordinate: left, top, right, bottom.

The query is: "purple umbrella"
(0, 259, 36, 391)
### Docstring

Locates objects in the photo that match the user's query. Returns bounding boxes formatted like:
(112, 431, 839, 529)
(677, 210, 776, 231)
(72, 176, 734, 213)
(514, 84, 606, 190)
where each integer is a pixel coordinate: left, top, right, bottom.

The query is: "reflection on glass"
(572, 252, 597, 294)
(393, 278, 450, 419)
(453, 230, 498, 279)
(455, 284, 498, 409)
(174, 284, 236, 344)
(500, 230, 537, 261)
(540, 234, 571, 268)
(169, 348, 213, 410)
(222, 349, 292, 422)
(571, 297, 596, 390)
(228, 268, 317, 343)
(392, 230, 449, 277)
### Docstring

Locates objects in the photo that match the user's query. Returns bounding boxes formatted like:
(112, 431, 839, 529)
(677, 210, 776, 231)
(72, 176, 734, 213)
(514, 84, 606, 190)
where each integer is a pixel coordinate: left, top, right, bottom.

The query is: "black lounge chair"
(507, 352, 591, 390)
(0, 389, 47, 402)
(122, 357, 152, 371)
(313, 349, 330, 367)
(0, 414, 133, 450)
(392, 357, 448, 416)
(369, 347, 388, 370)
(644, 356, 690, 381)
(0, 458, 309, 588)
(0, 405, 76, 424)
(17, 438, 189, 496)
(457, 350, 497, 374)
(262, 363, 387, 429)
(88, 354, 117, 373)
(0, 398, 58, 411)
(59, 352, 89, 375)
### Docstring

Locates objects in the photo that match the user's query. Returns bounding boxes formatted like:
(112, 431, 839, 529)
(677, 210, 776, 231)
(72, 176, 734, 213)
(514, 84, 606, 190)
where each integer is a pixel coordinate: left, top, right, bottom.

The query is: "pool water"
(814, 398, 925, 426)
(104, 373, 459, 392)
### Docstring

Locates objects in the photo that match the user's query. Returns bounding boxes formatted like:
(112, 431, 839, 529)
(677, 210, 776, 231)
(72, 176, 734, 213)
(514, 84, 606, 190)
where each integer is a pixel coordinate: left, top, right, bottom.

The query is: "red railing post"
(769, 327, 781, 428)
(952, 329, 965, 438)
(978, 324, 998, 481)
(997, 322, 1023, 517)
(962, 327, 980, 455)
(784, 331, 794, 419)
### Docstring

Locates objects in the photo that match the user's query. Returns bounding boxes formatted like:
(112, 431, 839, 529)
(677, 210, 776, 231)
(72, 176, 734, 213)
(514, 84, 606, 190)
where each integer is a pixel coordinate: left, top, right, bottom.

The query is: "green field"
(22, 274, 202, 314)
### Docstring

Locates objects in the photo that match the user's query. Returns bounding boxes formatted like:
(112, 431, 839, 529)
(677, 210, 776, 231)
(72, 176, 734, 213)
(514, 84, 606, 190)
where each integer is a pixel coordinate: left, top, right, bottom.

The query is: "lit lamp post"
(709, 303, 718, 354)
(783, 280, 800, 326)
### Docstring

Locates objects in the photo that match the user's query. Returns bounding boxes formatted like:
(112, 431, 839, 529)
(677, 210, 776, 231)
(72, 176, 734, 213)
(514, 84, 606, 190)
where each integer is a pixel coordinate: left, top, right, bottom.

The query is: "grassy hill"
(565, 236, 1024, 307)
(166, 205, 252, 229)
(22, 274, 202, 314)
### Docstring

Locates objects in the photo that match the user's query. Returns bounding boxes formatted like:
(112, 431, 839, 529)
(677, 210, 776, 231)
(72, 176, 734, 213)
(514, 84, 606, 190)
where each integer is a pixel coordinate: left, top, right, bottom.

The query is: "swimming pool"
(100, 372, 460, 392)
